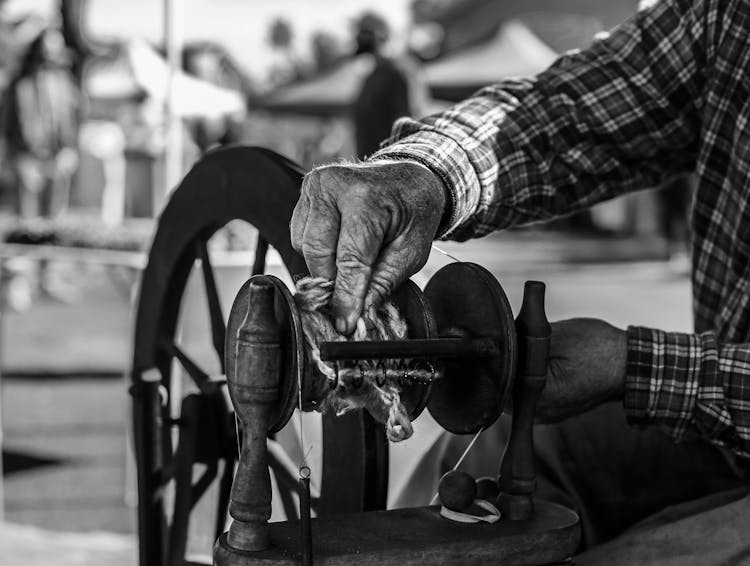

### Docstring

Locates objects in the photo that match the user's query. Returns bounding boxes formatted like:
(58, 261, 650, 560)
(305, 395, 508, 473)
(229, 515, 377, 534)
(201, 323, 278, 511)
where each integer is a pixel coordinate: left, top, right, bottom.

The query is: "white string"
(431, 244, 462, 264)
(235, 415, 241, 458)
(297, 367, 309, 470)
(231, 375, 307, 467)
(439, 498, 501, 524)
(452, 427, 484, 471)
(430, 427, 484, 505)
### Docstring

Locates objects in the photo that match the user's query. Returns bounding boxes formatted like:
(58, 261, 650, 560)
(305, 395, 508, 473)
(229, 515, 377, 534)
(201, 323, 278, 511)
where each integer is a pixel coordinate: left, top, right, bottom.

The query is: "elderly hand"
(290, 161, 445, 334)
(536, 318, 628, 422)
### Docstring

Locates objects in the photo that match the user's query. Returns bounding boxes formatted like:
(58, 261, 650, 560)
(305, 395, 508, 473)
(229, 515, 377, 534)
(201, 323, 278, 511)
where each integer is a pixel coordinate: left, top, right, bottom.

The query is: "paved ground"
(0, 230, 691, 565)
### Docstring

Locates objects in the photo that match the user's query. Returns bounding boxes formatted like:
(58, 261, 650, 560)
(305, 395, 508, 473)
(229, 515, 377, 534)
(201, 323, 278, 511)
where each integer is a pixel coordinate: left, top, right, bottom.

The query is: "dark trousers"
(441, 402, 748, 551)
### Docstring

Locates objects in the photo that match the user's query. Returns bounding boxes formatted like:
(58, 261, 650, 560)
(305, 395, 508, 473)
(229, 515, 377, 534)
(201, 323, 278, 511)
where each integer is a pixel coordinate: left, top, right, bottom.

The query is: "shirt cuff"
(370, 126, 481, 239)
(624, 326, 716, 441)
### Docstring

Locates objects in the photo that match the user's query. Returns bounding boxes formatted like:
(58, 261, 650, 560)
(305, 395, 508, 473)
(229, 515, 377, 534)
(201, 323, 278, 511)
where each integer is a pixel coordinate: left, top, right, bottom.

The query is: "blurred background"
(0, 0, 694, 564)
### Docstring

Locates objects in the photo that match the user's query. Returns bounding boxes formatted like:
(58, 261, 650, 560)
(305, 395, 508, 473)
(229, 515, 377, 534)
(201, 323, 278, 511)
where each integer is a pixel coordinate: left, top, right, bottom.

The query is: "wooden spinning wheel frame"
(130, 146, 390, 566)
(131, 145, 580, 566)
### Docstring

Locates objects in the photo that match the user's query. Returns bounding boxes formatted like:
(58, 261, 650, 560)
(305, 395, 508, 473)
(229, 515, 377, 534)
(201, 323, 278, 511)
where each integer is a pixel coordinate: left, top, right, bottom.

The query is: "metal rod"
(319, 337, 500, 362)
(299, 468, 313, 566)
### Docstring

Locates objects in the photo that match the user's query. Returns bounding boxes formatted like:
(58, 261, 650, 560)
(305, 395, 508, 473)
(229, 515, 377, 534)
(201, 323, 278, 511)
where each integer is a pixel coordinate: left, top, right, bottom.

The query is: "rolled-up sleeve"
(373, 0, 711, 240)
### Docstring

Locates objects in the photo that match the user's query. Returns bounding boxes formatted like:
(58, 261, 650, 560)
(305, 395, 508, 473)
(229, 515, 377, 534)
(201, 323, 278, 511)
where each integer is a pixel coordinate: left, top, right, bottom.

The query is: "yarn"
(294, 277, 427, 442)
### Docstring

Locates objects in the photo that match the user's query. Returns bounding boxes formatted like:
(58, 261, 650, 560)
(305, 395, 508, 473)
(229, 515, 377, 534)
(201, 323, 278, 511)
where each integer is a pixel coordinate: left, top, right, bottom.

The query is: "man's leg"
(574, 486, 750, 565)
(533, 402, 746, 547)
(14, 156, 43, 218)
(440, 402, 746, 549)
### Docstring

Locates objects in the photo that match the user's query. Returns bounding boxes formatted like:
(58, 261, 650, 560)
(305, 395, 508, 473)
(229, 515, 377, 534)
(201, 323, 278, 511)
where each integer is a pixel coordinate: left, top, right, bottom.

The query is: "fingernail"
(335, 317, 347, 334)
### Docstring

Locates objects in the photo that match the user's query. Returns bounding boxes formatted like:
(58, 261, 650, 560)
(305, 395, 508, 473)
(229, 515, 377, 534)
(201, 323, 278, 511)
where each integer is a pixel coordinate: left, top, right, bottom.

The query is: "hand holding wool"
(290, 161, 445, 335)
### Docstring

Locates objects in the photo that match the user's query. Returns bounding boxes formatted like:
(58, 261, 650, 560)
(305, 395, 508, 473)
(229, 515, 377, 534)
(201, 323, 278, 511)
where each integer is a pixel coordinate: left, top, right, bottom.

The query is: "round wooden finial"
(438, 470, 477, 512)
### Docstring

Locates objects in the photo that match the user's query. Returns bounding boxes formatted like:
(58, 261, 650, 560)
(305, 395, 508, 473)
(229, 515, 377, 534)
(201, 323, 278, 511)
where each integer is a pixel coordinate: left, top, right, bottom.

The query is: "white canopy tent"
(85, 39, 246, 120)
(424, 19, 558, 101)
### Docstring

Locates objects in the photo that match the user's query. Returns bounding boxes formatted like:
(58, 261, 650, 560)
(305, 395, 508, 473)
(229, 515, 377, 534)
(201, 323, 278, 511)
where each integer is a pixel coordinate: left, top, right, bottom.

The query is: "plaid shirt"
(373, 0, 750, 459)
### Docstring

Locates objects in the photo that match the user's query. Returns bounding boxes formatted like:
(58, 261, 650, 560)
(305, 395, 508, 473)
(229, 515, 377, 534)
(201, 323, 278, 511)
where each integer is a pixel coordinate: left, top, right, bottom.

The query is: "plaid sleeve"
(625, 326, 750, 459)
(372, 0, 710, 241)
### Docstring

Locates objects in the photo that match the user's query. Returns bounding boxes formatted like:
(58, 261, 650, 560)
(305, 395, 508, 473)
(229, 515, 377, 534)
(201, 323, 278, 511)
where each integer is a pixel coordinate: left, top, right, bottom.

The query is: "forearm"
(374, 0, 712, 240)
(625, 326, 750, 459)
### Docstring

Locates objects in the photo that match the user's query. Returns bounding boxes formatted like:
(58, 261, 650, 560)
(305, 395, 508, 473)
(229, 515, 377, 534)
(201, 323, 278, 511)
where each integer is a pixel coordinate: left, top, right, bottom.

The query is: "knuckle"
(301, 241, 332, 261)
(336, 254, 370, 272)
(301, 168, 320, 188)
(368, 275, 393, 300)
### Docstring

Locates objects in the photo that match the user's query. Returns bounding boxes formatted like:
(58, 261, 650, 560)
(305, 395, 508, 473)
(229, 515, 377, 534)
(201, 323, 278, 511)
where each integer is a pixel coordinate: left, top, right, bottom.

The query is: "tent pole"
(162, 0, 184, 211)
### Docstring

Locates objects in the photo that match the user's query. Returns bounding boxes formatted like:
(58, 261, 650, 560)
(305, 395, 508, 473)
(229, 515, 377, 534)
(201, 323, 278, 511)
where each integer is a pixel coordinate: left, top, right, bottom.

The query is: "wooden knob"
(439, 470, 477, 512)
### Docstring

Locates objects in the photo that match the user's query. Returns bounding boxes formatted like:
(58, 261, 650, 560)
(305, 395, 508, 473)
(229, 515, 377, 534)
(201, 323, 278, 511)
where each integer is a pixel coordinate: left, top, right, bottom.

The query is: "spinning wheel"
(131, 146, 391, 566)
(215, 265, 580, 565)
(132, 145, 581, 566)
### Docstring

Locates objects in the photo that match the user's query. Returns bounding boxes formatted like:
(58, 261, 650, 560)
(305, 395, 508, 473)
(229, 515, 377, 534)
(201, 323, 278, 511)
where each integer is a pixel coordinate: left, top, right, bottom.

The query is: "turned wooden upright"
(497, 281, 550, 520)
(216, 279, 280, 560)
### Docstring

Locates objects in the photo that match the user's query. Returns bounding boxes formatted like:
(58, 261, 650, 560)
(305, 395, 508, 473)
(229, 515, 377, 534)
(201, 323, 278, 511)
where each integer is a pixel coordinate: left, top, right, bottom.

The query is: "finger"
(301, 194, 339, 281)
(332, 210, 387, 334)
(364, 235, 430, 308)
(291, 171, 338, 280)
(290, 179, 311, 253)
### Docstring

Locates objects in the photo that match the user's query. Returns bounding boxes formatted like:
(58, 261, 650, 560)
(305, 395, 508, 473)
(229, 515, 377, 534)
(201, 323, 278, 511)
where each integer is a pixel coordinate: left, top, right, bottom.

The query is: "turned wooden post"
(218, 279, 281, 558)
(497, 281, 550, 520)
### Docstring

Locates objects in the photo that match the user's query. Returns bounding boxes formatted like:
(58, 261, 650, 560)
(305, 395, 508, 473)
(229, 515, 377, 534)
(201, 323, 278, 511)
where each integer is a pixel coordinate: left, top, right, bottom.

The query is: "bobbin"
(318, 263, 517, 433)
(225, 263, 518, 437)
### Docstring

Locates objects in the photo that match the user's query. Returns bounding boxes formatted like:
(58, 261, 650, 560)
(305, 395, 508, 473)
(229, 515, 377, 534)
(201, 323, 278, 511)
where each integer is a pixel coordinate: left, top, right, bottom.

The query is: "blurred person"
(352, 12, 427, 159)
(1, 26, 81, 302)
(291, 0, 750, 561)
(0, 0, 15, 86)
(78, 119, 126, 226)
(2, 26, 80, 220)
(656, 173, 692, 274)
(182, 43, 249, 154)
(59, 0, 91, 86)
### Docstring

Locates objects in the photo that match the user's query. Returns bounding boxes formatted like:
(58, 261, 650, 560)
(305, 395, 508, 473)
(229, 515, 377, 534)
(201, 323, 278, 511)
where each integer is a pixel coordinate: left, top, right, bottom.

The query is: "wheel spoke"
(267, 438, 303, 486)
(190, 463, 218, 509)
(251, 235, 269, 276)
(215, 457, 235, 541)
(267, 442, 301, 520)
(161, 340, 212, 394)
(196, 240, 226, 372)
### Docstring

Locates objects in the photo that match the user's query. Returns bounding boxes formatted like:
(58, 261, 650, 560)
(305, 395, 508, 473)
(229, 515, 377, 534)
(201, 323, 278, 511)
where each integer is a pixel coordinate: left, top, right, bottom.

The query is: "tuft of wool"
(294, 277, 413, 442)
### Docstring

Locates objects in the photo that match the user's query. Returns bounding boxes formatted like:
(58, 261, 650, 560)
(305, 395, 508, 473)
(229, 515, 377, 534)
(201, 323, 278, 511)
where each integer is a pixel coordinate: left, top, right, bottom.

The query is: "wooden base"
(214, 500, 580, 565)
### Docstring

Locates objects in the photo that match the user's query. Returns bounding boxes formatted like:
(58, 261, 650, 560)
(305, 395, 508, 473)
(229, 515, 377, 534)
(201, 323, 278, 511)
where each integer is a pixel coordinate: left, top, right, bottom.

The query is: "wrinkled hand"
(290, 161, 445, 334)
(536, 318, 627, 422)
